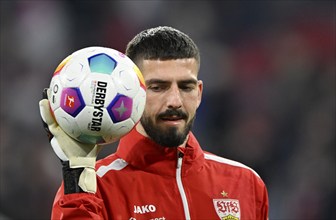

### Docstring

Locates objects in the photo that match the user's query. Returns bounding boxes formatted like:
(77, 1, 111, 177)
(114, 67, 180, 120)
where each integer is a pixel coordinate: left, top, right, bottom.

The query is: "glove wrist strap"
(61, 161, 85, 194)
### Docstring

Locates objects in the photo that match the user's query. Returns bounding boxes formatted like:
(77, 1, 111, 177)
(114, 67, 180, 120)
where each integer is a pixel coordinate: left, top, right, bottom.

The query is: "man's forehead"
(139, 59, 199, 80)
(139, 58, 198, 71)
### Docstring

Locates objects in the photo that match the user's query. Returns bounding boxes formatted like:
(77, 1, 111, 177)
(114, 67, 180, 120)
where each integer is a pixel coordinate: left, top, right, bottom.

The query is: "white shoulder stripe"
(96, 158, 128, 178)
(204, 153, 260, 178)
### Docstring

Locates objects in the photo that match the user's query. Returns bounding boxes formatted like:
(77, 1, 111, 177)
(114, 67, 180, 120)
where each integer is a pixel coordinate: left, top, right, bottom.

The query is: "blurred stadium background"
(0, 1, 335, 219)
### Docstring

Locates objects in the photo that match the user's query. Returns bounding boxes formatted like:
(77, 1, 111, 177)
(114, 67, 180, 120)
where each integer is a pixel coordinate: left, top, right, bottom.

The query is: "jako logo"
(134, 205, 156, 214)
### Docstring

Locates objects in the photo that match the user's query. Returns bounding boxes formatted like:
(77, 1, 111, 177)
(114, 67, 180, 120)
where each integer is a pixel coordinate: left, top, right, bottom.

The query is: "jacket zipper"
(176, 151, 191, 220)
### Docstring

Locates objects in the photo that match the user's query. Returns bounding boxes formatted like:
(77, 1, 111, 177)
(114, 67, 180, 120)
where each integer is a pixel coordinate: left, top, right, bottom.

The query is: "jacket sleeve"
(51, 184, 106, 220)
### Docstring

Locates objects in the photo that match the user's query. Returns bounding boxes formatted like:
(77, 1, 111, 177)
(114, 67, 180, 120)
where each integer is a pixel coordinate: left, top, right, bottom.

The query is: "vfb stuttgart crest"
(213, 199, 240, 220)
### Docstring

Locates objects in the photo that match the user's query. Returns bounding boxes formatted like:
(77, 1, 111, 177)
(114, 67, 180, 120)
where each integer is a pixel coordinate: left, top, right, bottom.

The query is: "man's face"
(137, 58, 203, 147)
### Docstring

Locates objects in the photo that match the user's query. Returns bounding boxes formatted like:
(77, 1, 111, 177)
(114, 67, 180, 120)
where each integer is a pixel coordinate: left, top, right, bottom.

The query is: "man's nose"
(166, 85, 182, 109)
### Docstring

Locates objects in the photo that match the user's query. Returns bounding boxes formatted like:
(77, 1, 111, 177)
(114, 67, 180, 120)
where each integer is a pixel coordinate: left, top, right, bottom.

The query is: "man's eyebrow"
(178, 79, 198, 85)
(145, 79, 168, 85)
(145, 79, 198, 85)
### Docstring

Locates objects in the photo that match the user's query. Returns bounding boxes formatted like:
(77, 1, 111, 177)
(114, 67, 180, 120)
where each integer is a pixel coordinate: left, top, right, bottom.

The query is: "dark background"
(1, 1, 335, 219)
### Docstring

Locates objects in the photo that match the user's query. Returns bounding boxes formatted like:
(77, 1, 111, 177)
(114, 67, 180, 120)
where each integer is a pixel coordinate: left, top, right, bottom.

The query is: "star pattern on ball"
(115, 101, 127, 117)
(107, 94, 133, 123)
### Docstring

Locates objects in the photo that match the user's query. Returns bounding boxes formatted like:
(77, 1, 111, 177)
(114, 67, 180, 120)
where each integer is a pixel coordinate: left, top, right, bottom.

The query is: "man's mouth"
(160, 115, 184, 121)
(158, 109, 187, 123)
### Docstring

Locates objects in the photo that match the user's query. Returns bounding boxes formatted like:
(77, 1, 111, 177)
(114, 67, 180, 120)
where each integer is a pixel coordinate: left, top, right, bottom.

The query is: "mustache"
(158, 109, 188, 119)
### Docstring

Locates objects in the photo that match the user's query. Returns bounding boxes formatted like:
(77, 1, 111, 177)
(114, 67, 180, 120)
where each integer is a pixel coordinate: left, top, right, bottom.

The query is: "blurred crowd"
(0, 1, 335, 219)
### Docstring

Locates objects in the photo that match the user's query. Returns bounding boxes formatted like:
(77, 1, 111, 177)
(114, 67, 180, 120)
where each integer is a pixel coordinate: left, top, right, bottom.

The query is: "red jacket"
(51, 129, 269, 220)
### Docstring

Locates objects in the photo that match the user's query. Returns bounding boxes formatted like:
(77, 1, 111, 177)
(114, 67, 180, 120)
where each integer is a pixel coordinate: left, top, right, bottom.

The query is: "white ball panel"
(49, 75, 63, 111)
(103, 118, 135, 143)
(131, 87, 146, 122)
(79, 74, 117, 107)
(59, 57, 90, 88)
(111, 64, 140, 98)
(54, 108, 81, 139)
(75, 106, 114, 136)
(72, 46, 103, 57)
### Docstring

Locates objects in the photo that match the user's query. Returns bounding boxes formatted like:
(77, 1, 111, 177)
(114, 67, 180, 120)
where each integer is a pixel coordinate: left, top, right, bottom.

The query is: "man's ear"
(197, 80, 203, 108)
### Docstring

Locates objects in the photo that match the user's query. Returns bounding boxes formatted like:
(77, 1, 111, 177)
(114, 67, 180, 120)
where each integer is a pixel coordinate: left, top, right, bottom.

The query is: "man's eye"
(148, 85, 163, 92)
(180, 85, 194, 92)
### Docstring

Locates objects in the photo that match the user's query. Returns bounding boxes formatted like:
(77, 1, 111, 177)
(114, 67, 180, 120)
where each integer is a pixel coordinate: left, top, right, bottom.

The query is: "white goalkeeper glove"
(39, 88, 102, 194)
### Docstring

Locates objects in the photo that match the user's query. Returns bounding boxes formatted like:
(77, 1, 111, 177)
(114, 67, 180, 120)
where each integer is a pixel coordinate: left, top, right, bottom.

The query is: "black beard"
(140, 109, 195, 148)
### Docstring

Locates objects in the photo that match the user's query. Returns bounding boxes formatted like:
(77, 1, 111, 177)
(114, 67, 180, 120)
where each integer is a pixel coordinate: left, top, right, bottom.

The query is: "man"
(39, 26, 269, 219)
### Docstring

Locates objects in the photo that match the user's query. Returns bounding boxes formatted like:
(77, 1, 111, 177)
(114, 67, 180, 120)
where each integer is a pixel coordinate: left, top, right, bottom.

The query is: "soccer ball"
(48, 46, 146, 144)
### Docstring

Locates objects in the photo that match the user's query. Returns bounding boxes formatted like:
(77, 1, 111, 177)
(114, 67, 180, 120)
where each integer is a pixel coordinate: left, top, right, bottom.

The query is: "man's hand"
(39, 89, 102, 193)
